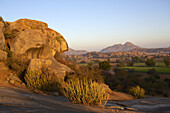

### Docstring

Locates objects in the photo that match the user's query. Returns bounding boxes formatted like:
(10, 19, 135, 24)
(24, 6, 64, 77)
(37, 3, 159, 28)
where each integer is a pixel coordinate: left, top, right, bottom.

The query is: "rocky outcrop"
(0, 21, 5, 50)
(27, 58, 74, 79)
(0, 18, 73, 79)
(4, 19, 68, 58)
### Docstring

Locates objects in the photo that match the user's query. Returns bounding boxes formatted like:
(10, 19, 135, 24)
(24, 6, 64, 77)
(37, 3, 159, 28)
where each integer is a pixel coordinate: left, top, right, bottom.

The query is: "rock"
(107, 106, 124, 110)
(0, 50, 7, 61)
(27, 59, 52, 71)
(27, 58, 73, 79)
(6, 73, 26, 88)
(124, 107, 137, 111)
(9, 79, 15, 84)
(4, 19, 68, 57)
(8, 73, 22, 83)
(0, 21, 5, 50)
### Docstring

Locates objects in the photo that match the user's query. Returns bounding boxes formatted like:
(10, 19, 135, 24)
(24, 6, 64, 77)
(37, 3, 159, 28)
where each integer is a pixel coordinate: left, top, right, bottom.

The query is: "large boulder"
(4, 19, 68, 58)
(2, 18, 73, 78)
(27, 58, 74, 79)
(0, 21, 5, 50)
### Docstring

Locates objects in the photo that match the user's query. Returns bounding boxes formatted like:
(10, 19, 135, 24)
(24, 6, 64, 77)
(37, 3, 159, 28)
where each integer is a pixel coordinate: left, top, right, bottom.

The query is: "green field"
(121, 66, 170, 74)
(133, 63, 166, 67)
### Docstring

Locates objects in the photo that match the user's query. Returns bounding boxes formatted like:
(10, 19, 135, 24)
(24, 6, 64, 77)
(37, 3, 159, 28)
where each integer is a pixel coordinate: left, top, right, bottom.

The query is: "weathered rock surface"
(0, 50, 7, 61)
(6, 73, 26, 88)
(5, 19, 68, 57)
(1, 18, 73, 78)
(0, 21, 5, 50)
(28, 58, 74, 78)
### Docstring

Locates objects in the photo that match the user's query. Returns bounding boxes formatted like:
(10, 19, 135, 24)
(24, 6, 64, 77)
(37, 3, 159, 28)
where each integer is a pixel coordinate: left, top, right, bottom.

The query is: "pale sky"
(1, 0, 170, 51)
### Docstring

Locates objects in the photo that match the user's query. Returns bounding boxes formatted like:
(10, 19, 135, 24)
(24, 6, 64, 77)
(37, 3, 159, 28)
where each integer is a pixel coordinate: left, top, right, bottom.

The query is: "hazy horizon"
(1, 0, 170, 51)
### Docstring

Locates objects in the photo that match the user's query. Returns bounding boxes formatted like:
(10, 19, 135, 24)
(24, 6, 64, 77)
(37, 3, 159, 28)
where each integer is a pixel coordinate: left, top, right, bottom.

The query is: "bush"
(129, 86, 145, 99)
(117, 61, 125, 67)
(64, 77, 109, 105)
(147, 68, 156, 74)
(145, 58, 155, 67)
(25, 71, 64, 92)
(128, 68, 135, 72)
(80, 61, 86, 63)
(5, 53, 30, 82)
(127, 61, 133, 66)
(65, 67, 104, 83)
(99, 61, 111, 70)
(164, 58, 170, 67)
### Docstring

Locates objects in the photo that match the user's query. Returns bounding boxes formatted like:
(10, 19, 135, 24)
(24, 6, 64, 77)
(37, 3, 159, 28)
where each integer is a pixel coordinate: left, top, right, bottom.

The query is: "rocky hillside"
(63, 48, 88, 55)
(0, 17, 73, 79)
(100, 42, 140, 52)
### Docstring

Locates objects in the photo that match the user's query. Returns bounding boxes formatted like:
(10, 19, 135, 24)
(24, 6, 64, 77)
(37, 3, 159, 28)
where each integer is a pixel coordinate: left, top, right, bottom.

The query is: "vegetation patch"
(129, 85, 145, 99)
(64, 77, 109, 105)
(25, 71, 63, 92)
(121, 67, 170, 74)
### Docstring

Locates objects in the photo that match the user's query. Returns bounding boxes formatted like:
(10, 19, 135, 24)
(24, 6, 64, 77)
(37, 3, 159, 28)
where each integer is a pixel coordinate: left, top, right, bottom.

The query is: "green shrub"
(147, 68, 156, 74)
(128, 68, 135, 72)
(145, 58, 155, 67)
(117, 61, 125, 67)
(64, 77, 109, 105)
(25, 71, 63, 92)
(80, 61, 86, 64)
(65, 68, 104, 83)
(164, 58, 170, 67)
(127, 61, 134, 66)
(99, 61, 111, 70)
(129, 85, 145, 99)
(5, 53, 30, 82)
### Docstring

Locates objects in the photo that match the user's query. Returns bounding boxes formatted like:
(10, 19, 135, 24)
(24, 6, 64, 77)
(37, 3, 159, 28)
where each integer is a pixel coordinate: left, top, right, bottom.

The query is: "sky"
(1, 0, 170, 51)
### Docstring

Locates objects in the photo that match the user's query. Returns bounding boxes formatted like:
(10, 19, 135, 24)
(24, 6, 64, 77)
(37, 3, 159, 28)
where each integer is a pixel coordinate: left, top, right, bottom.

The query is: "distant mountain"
(130, 48, 170, 54)
(63, 48, 88, 55)
(100, 42, 140, 52)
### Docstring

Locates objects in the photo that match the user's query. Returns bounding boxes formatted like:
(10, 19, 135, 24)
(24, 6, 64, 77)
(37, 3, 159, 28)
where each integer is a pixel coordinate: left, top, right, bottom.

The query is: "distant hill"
(100, 42, 140, 52)
(63, 48, 88, 55)
(130, 48, 170, 54)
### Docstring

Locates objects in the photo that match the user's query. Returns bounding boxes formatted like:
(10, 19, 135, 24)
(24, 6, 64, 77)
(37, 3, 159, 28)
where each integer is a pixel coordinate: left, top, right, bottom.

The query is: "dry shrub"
(129, 85, 145, 99)
(64, 77, 109, 106)
(24, 71, 64, 93)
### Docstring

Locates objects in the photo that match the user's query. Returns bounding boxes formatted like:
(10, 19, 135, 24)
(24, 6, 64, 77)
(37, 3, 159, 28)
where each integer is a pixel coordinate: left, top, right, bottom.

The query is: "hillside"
(63, 48, 88, 55)
(100, 42, 140, 52)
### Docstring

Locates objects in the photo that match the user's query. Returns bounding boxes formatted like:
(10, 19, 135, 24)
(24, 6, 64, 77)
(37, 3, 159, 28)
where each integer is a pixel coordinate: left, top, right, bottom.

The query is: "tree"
(80, 61, 86, 64)
(107, 57, 110, 62)
(117, 61, 125, 67)
(99, 61, 111, 70)
(164, 58, 170, 67)
(132, 56, 140, 63)
(127, 61, 134, 66)
(145, 59, 155, 67)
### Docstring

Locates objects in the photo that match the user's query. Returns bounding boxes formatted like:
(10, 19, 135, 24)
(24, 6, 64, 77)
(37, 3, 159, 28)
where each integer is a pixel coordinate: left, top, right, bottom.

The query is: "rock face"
(0, 50, 7, 69)
(5, 19, 68, 57)
(100, 42, 140, 52)
(1, 18, 73, 78)
(0, 21, 5, 50)
(0, 50, 7, 61)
